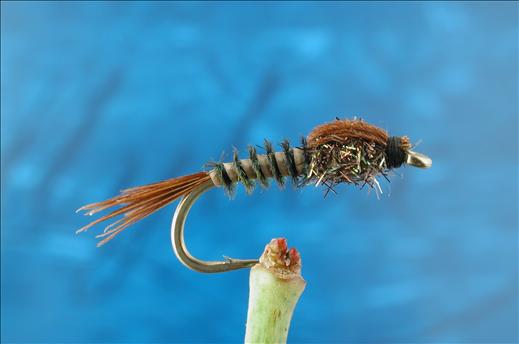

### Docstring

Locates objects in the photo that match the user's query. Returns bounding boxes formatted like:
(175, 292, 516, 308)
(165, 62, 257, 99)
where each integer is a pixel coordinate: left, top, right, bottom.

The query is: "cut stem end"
(244, 238, 306, 344)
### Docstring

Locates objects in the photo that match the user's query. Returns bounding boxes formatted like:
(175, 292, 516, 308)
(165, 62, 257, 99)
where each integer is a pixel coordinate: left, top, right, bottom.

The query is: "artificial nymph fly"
(77, 118, 431, 272)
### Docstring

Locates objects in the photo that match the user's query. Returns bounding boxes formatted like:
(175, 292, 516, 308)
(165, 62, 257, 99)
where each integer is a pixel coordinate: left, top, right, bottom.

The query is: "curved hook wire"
(171, 179, 259, 273)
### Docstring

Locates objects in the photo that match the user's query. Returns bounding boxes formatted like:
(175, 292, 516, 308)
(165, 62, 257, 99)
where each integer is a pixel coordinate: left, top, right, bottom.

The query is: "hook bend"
(171, 179, 259, 273)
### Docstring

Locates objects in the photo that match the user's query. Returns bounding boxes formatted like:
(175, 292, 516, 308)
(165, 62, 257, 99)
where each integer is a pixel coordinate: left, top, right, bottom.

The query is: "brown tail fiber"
(77, 172, 212, 246)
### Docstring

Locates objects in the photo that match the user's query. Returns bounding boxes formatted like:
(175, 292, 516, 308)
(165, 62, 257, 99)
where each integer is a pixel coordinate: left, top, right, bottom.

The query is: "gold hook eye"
(406, 150, 432, 168)
(171, 179, 259, 273)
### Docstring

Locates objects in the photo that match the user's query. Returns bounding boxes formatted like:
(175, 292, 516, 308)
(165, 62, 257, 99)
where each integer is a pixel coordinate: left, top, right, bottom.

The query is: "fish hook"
(78, 119, 432, 262)
(171, 179, 259, 273)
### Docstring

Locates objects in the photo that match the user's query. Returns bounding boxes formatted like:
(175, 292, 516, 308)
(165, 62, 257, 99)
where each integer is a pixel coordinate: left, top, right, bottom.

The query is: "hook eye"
(406, 150, 432, 168)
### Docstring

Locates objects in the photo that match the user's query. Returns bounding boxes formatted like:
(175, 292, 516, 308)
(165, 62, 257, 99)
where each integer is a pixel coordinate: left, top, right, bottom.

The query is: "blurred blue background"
(1, 2, 518, 343)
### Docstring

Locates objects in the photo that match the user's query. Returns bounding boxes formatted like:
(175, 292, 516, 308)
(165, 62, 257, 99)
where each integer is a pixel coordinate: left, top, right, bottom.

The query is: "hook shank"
(171, 179, 259, 273)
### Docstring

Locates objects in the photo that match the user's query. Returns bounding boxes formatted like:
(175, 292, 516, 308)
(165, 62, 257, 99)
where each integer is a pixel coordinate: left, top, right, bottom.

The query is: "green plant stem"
(244, 238, 306, 344)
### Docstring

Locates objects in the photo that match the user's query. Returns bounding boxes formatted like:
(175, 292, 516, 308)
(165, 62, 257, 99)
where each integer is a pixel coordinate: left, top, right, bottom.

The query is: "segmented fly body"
(77, 118, 432, 272)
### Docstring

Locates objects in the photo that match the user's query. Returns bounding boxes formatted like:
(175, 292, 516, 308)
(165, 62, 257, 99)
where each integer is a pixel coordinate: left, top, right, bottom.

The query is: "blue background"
(1, 2, 518, 343)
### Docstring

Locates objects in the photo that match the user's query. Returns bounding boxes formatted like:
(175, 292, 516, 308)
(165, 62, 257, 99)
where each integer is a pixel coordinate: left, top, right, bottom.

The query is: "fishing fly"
(77, 118, 432, 273)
